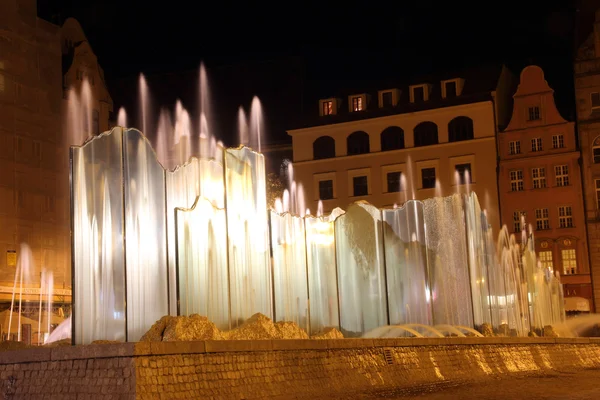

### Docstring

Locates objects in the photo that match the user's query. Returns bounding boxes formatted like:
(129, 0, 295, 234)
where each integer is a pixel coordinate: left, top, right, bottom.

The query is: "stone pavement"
(326, 368, 600, 399)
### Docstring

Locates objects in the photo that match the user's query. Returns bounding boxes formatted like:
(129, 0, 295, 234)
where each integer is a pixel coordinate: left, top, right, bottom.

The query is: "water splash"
(117, 107, 128, 127)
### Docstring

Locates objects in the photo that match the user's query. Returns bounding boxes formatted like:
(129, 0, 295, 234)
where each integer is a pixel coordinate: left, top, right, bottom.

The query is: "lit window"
(594, 146, 600, 163)
(592, 92, 600, 110)
(558, 206, 573, 228)
(318, 180, 333, 200)
(531, 138, 542, 152)
(352, 96, 363, 112)
(539, 250, 554, 271)
(532, 167, 546, 189)
(353, 176, 368, 197)
(322, 101, 333, 116)
(552, 134, 564, 149)
(562, 249, 577, 275)
(555, 165, 569, 187)
(455, 163, 472, 185)
(535, 208, 549, 230)
(387, 172, 403, 193)
(421, 168, 436, 189)
(513, 210, 526, 233)
(509, 141, 521, 155)
(510, 170, 524, 191)
(528, 106, 540, 120)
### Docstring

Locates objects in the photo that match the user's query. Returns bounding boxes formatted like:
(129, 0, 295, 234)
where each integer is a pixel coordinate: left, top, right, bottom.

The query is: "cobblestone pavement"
(324, 369, 600, 400)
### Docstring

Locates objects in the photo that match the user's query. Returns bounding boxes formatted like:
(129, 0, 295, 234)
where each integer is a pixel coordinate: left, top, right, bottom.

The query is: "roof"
(289, 63, 509, 130)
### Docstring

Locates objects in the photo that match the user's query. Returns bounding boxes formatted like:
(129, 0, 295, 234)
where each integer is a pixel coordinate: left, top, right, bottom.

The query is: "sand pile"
(311, 327, 344, 339)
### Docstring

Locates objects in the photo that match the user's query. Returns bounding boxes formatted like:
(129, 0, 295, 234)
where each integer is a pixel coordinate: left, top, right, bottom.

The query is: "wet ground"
(325, 369, 600, 400)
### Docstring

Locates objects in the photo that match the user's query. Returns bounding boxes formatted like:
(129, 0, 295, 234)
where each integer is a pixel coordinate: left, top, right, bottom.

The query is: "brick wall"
(0, 338, 600, 399)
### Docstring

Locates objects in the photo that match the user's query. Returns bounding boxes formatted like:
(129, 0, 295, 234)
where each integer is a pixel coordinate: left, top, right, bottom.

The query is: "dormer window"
(445, 81, 457, 97)
(378, 89, 399, 108)
(320, 99, 335, 116)
(592, 92, 600, 111)
(348, 94, 367, 112)
(410, 84, 430, 103)
(441, 78, 464, 98)
(352, 96, 363, 111)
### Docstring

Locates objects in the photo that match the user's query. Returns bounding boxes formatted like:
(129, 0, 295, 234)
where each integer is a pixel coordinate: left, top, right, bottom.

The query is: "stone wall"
(1, 338, 600, 399)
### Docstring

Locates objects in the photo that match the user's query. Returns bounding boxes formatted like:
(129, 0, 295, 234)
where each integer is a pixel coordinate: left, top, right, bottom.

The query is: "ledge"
(0, 337, 598, 365)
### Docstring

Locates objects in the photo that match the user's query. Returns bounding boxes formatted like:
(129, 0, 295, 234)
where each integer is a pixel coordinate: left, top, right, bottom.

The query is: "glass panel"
(335, 202, 387, 336)
(122, 129, 169, 341)
(423, 194, 473, 327)
(382, 201, 432, 326)
(166, 158, 200, 316)
(71, 127, 126, 344)
(176, 197, 229, 329)
(225, 147, 271, 327)
(270, 211, 308, 331)
(305, 208, 343, 334)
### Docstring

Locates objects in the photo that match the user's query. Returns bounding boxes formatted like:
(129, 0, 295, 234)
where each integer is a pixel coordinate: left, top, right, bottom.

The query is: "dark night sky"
(36, 0, 598, 145)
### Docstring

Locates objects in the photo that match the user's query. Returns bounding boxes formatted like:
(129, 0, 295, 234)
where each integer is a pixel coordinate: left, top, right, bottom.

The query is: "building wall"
(574, 10, 600, 313)
(499, 66, 590, 311)
(288, 101, 501, 233)
(0, 2, 111, 304)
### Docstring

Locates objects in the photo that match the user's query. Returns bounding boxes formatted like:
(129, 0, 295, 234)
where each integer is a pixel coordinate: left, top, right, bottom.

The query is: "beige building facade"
(0, 0, 112, 305)
(500, 65, 591, 313)
(288, 66, 516, 235)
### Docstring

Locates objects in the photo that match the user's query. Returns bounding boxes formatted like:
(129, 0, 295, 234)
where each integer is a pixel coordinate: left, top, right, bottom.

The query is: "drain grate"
(383, 349, 394, 365)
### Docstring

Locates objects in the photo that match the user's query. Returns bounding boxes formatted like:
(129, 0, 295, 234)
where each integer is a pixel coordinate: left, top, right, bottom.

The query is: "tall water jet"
(198, 63, 212, 156)
(138, 74, 150, 136)
(117, 107, 128, 127)
(8, 243, 33, 341)
(237, 106, 249, 147)
(156, 108, 173, 168)
(249, 96, 264, 152)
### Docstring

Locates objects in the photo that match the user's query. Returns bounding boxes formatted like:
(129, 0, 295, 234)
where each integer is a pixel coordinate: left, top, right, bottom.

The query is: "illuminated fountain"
(68, 68, 565, 344)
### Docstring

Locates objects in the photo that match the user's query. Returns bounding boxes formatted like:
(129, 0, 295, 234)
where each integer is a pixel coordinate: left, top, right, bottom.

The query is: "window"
(353, 176, 368, 197)
(532, 167, 546, 189)
(380, 126, 404, 151)
(381, 91, 393, 108)
(455, 163, 472, 185)
(535, 208, 549, 230)
(322, 100, 333, 116)
(445, 81, 457, 98)
(313, 136, 335, 159)
(347, 131, 370, 155)
(531, 138, 542, 152)
(414, 122, 438, 147)
(448, 116, 474, 142)
(539, 251, 554, 271)
(387, 172, 403, 193)
(528, 106, 540, 121)
(594, 146, 600, 163)
(33, 141, 41, 160)
(318, 180, 333, 200)
(510, 170, 524, 191)
(558, 206, 573, 228)
(352, 96, 363, 112)
(513, 211, 526, 233)
(412, 86, 425, 103)
(555, 165, 569, 187)
(592, 92, 600, 110)
(552, 134, 564, 149)
(0, 72, 4, 93)
(421, 167, 436, 189)
(92, 109, 99, 135)
(562, 249, 577, 275)
(509, 141, 521, 155)
(596, 179, 600, 209)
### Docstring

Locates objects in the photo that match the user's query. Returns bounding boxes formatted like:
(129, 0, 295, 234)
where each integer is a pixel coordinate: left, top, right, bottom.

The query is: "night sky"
(37, 0, 598, 145)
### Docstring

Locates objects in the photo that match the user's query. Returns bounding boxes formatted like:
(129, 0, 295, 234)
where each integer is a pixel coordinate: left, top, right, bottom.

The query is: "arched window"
(347, 131, 370, 155)
(413, 122, 438, 147)
(381, 126, 405, 151)
(313, 136, 336, 160)
(448, 116, 474, 142)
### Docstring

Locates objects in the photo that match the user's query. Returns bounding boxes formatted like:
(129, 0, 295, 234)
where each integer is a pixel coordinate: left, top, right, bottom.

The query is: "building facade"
(287, 65, 516, 235)
(500, 65, 591, 313)
(0, 0, 112, 307)
(574, 9, 600, 313)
